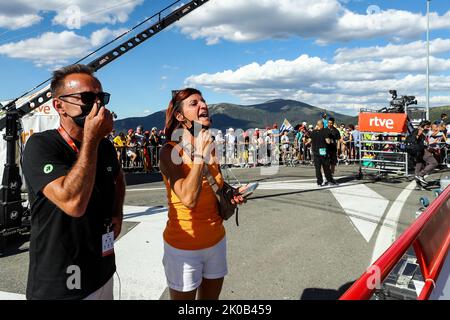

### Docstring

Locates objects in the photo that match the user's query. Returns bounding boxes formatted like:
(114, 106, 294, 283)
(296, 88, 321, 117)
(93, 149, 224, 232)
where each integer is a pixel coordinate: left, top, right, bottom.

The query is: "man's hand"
(84, 102, 114, 143)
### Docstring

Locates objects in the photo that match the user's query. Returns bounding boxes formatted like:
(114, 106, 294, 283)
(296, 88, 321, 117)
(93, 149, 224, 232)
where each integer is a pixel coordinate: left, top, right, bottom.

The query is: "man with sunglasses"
(22, 64, 125, 300)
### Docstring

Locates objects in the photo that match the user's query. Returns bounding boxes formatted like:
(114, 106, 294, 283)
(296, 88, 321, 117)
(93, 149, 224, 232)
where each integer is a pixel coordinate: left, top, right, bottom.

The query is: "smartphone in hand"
(239, 182, 259, 198)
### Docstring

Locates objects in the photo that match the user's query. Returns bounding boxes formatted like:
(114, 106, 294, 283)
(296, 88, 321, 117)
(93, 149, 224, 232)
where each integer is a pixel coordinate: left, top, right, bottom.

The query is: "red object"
(358, 113, 407, 133)
(57, 126, 79, 154)
(340, 185, 450, 300)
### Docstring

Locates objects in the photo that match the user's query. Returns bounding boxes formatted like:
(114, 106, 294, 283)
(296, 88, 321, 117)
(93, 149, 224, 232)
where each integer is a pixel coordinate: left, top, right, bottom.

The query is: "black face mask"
(186, 119, 210, 137)
(71, 104, 94, 128)
(181, 114, 210, 137)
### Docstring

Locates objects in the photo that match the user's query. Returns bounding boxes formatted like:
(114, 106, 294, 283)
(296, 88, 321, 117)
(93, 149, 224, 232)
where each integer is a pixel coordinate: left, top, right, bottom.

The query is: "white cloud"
(90, 27, 128, 47)
(0, 13, 42, 30)
(0, 0, 144, 30)
(185, 53, 450, 114)
(335, 38, 450, 62)
(186, 54, 450, 90)
(0, 27, 128, 67)
(178, 0, 450, 44)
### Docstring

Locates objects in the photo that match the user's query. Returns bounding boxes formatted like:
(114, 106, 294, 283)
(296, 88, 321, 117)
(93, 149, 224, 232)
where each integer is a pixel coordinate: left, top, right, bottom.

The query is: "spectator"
(21, 64, 125, 300)
(126, 129, 138, 167)
(281, 130, 290, 164)
(143, 130, 152, 172)
(428, 122, 445, 164)
(302, 125, 313, 163)
(215, 130, 225, 165)
(349, 124, 360, 160)
(159, 129, 167, 145)
(294, 126, 304, 161)
(159, 88, 245, 300)
(322, 112, 328, 128)
(271, 123, 281, 162)
(150, 127, 161, 168)
(224, 128, 236, 165)
(327, 117, 341, 175)
(107, 129, 116, 142)
(253, 128, 262, 166)
(113, 132, 127, 164)
(242, 131, 250, 167)
(135, 125, 145, 146)
(265, 130, 273, 164)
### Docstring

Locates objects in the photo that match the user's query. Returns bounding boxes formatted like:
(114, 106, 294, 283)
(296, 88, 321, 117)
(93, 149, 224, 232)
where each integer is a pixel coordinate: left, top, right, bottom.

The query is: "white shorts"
(162, 237, 228, 292)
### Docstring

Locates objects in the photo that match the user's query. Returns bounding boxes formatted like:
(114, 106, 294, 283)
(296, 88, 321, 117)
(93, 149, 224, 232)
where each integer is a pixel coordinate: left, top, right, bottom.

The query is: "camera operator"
(410, 120, 438, 186)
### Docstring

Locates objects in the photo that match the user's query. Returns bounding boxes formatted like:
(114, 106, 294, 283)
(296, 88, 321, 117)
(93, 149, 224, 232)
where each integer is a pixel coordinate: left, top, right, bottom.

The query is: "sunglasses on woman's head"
(58, 91, 110, 106)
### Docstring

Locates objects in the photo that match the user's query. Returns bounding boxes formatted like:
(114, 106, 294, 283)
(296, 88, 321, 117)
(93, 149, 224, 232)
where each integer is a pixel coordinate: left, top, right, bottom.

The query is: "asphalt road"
(0, 163, 446, 300)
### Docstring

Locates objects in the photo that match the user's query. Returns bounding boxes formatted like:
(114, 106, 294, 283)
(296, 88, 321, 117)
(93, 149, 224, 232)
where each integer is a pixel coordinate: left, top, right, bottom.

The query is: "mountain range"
(113, 99, 450, 133)
(113, 99, 356, 133)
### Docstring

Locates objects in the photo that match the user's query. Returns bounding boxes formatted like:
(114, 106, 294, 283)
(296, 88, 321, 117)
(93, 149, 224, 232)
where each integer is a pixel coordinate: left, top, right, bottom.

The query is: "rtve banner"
(358, 113, 408, 133)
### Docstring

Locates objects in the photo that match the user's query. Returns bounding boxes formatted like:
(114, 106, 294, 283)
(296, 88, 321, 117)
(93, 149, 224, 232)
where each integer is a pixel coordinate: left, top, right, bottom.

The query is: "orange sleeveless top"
(162, 141, 225, 250)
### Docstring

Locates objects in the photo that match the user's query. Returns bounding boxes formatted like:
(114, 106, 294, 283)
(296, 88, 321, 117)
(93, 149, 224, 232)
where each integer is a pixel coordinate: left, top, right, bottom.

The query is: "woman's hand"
(194, 129, 213, 160)
(230, 186, 248, 205)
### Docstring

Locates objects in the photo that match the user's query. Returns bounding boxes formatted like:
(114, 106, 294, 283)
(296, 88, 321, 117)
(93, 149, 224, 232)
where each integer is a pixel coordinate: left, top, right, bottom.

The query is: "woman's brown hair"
(164, 88, 202, 141)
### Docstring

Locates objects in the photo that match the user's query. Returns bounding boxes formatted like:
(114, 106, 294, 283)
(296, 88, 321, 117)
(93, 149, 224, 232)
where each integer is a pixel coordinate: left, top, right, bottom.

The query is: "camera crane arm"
(0, 0, 210, 130)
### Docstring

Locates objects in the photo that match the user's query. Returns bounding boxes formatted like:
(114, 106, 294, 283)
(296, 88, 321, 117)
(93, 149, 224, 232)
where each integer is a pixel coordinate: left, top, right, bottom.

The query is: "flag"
(280, 118, 293, 132)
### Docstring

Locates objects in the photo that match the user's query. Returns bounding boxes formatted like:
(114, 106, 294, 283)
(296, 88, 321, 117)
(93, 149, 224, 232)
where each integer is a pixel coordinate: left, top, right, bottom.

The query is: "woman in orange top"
(159, 88, 245, 300)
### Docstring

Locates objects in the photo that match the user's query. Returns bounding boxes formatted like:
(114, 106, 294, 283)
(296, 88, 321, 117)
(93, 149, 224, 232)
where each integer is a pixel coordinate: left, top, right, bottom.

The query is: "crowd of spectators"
(110, 113, 450, 172)
(108, 125, 165, 172)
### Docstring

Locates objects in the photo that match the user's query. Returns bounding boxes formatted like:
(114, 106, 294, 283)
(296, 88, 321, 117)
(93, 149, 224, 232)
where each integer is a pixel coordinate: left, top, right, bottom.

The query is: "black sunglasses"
(58, 91, 111, 106)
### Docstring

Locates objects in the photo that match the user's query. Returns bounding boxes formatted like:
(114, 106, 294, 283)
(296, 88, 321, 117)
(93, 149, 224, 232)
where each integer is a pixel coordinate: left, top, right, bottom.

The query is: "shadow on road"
(0, 234, 29, 258)
(300, 281, 355, 300)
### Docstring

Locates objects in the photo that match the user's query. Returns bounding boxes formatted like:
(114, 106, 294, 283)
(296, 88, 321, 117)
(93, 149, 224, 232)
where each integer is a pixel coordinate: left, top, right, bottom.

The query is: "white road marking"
(114, 205, 168, 300)
(0, 291, 25, 300)
(331, 185, 389, 242)
(369, 181, 416, 264)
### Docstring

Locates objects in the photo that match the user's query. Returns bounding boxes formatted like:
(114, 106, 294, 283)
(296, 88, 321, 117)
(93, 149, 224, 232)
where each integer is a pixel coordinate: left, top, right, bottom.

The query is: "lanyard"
(57, 126, 80, 154)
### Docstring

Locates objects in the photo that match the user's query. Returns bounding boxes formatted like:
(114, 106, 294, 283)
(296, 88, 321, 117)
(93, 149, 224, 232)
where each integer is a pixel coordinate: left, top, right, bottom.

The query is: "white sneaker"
(415, 175, 428, 185)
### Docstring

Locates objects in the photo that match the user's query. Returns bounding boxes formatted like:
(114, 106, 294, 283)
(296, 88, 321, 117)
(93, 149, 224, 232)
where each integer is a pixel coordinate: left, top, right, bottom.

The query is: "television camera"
(378, 90, 417, 113)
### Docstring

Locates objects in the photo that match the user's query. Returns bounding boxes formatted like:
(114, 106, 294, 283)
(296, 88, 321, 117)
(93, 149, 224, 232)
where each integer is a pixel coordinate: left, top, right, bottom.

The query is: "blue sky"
(1, 0, 450, 119)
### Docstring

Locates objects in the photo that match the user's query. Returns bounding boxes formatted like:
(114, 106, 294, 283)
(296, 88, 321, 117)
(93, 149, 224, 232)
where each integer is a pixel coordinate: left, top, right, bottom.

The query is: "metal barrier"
(114, 145, 161, 171)
(358, 132, 409, 178)
(340, 184, 450, 300)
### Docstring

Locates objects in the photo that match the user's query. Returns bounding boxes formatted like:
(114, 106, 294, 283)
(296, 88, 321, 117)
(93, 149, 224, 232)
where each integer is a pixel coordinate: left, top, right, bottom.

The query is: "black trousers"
(313, 154, 333, 185)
